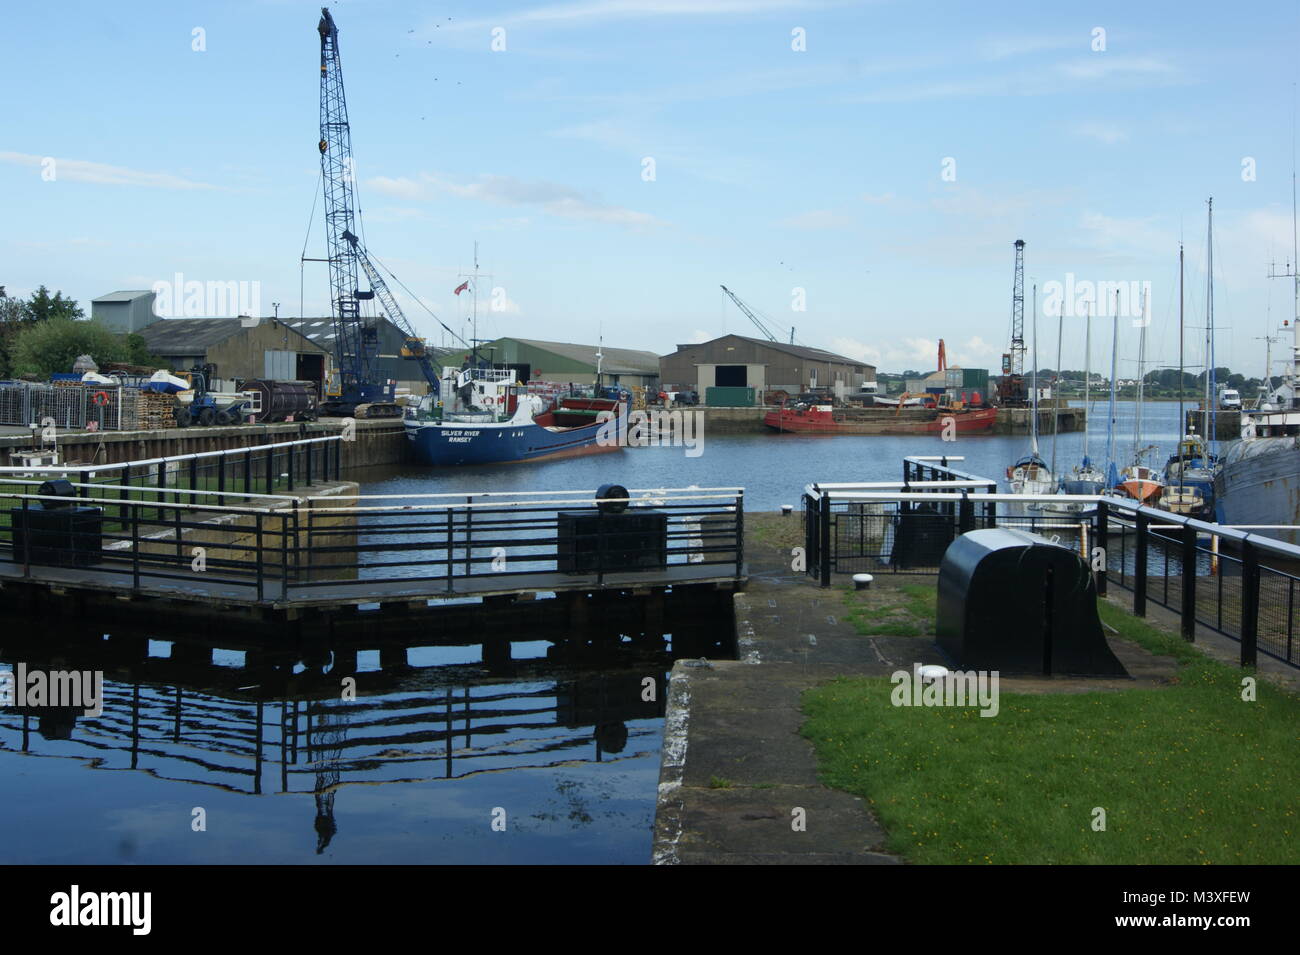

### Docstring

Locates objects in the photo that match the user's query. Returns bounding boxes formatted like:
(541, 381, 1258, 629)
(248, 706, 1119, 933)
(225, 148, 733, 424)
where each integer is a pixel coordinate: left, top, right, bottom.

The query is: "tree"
(11, 318, 134, 378)
(25, 286, 84, 323)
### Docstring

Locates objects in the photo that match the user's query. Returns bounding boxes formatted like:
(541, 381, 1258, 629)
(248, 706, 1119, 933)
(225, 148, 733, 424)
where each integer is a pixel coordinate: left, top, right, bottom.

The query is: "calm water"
(361, 400, 1192, 510)
(0, 399, 1185, 865)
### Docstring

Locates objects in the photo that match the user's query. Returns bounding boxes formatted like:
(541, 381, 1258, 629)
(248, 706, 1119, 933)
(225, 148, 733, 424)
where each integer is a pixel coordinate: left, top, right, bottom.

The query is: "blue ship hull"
(404, 417, 621, 465)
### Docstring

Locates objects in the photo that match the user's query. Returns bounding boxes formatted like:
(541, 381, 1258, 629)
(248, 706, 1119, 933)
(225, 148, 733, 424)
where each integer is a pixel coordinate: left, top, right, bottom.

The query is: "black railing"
(0, 485, 745, 604)
(0, 435, 344, 508)
(803, 479, 1300, 670)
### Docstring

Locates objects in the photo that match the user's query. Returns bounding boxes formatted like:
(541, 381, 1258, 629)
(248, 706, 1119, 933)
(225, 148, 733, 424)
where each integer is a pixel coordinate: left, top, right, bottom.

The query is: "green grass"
(802, 602, 1300, 864)
(708, 776, 735, 790)
(841, 580, 937, 638)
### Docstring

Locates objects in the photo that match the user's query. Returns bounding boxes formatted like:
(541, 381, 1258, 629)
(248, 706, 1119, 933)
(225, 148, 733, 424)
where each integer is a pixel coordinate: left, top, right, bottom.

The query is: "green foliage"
(12, 318, 135, 378)
(802, 603, 1300, 864)
(24, 286, 85, 323)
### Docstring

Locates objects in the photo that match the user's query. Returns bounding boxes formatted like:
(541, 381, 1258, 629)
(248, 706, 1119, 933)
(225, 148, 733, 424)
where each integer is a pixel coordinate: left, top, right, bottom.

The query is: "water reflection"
(0, 598, 735, 863)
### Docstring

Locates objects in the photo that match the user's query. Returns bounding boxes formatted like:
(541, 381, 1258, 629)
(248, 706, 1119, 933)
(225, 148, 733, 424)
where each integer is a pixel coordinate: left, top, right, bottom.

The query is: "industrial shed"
(91, 290, 158, 334)
(136, 318, 330, 393)
(659, 335, 874, 400)
(280, 317, 440, 397)
(474, 337, 661, 389)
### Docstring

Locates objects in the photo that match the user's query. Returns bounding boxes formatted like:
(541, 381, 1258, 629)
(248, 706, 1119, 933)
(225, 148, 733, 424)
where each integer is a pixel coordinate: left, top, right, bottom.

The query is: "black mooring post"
(818, 491, 832, 587)
(958, 490, 974, 534)
(1241, 541, 1259, 668)
(1133, 509, 1149, 617)
(1095, 500, 1108, 596)
(1180, 522, 1198, 642)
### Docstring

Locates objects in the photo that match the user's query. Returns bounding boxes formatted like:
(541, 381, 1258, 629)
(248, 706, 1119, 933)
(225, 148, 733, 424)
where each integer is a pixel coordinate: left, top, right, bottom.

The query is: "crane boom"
(316, 7, 440, 416)
(720, 285, 781, 342)
(997, 239, 1029, 406)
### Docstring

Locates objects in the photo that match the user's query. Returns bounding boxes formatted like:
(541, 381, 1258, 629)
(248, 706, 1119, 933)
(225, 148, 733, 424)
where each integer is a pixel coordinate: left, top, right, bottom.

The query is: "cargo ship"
(404, 364, 627, 465)
(763, 399, 997, 435)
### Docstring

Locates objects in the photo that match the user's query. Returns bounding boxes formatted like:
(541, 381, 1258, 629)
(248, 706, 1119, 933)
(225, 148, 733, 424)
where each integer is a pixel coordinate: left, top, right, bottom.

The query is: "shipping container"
(705, 386, 756, 407)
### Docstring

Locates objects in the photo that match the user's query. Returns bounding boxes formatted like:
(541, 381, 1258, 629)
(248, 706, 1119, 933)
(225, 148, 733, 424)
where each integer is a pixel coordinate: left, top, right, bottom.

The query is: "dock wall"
(1, 420, 408, 472)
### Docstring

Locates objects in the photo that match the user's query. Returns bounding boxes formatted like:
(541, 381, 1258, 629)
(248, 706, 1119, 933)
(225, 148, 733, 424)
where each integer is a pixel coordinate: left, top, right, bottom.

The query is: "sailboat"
(1117, 288, 1166, 503)
(1160, 242, 1216, 516)
(1215, 180, 1300, 543)
(1048, 302, 1106, 514)
(1008, 283, 1055, 499)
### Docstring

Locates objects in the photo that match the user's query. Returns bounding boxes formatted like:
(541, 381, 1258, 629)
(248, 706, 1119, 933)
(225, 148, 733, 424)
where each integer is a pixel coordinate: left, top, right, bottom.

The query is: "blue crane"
(316, 8, 454, 417)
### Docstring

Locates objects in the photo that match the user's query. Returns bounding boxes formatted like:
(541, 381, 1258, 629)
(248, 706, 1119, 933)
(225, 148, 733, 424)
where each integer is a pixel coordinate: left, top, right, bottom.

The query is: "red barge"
(763, 401, 998, 435)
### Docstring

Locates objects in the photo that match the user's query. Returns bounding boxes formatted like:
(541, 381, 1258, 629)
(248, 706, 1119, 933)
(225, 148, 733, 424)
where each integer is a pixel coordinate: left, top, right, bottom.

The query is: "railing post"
(265, 444, 274, 495)
(255, 511, 265, 602)
(818, 490, 831, 587)
(735, 490, 745, 578)
(958, 490, 974, 534)
(1180, 521, 1197, 642)
(305, 440, 313, 487)
(1240, 540, 1259, 668)
(21, 497, 31, 578)
(188, 455, 197, 498)
(287, 443, 295, 493)
(131, 502, 140, 591)
(1095, 500, 1108, 596)
(244, 449, 252, 498)
(446, 507, 455, 594)
(465, 495, 473, 576)
(78, 470, 89, 501)
(333, 438, 341, 482)
(1133, 508, 1149, 617)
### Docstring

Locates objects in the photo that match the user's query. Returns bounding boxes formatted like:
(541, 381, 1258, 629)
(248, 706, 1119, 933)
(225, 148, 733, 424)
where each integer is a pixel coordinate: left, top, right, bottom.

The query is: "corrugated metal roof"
(137, 318, 324, 356)
(92, 290, 155, 303)
(679, 335, 871, 368)
(498, 337, 661, 374)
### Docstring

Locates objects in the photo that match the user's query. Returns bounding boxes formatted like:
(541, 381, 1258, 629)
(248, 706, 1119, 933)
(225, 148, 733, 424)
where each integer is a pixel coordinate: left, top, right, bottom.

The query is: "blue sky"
(3, 0, 1298, 377)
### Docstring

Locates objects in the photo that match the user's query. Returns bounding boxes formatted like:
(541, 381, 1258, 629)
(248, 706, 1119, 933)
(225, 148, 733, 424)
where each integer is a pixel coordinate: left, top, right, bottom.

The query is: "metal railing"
(803, 481, 1300, 669)
(0, 484, 745, 604)
(0, 435, 343, 504)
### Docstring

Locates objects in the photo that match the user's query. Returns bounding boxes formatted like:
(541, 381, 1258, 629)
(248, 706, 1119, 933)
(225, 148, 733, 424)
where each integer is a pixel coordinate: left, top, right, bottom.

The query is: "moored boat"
(405, 364, 627, 465)
(763, 401, 997, 435)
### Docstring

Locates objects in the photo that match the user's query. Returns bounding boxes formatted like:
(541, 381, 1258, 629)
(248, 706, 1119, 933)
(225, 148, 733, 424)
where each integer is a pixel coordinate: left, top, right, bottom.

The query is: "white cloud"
(780, 209, 852, 230)
(444, 0, 823, 31)
(365, 172, 662, 229)
(1070, 121, 1127, 145)
(0, 151, 216, 190)
(689, 329, 714, 344)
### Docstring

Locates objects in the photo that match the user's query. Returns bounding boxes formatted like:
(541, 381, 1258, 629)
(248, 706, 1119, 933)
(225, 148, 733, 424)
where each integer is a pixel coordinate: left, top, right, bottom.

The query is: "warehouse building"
(137, 318, 331, 394)
(659, 335, 874, 403)
(279, 317, 442, 397)
(472, 337, 661, 389)
(91, 290, 159, 333)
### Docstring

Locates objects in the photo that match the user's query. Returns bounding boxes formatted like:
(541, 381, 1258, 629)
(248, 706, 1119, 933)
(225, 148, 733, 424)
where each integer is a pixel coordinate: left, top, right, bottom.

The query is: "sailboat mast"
(1178, 242, 1185, 484)
(1206, 198, 1216, 446)
(1083, 303, 1091, 462)
(1052, 303, 1062, 478)
(1107, 293, 1119, 473)
(1030, 283, 1039, 453)
(1134, 288, 1147, 465)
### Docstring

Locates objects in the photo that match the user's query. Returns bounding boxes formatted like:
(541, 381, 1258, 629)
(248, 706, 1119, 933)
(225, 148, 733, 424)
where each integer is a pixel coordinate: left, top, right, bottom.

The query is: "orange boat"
(1118, 464, 1164, 503)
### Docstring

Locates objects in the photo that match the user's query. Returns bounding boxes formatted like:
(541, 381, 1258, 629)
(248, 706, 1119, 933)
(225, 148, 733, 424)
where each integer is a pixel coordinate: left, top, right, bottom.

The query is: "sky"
(3, 0, 1299, 379)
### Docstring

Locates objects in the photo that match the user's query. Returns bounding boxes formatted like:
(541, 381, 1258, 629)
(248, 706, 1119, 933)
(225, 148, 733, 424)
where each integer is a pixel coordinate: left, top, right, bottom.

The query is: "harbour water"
(0, 400, 1191, 864)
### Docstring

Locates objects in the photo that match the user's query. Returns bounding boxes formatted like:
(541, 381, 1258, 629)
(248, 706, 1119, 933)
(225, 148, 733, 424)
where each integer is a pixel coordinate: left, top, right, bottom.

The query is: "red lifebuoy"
(92, 391, 110, 406)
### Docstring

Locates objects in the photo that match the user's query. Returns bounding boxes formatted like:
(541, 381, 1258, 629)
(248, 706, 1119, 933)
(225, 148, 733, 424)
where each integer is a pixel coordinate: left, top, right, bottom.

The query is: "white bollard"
(781, 504, 793, 516)
(853, 573, 874, 591)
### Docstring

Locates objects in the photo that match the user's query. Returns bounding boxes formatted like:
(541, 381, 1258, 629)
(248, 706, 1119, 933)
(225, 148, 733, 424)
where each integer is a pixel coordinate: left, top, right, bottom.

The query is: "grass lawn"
(802, 594, 1300, 864)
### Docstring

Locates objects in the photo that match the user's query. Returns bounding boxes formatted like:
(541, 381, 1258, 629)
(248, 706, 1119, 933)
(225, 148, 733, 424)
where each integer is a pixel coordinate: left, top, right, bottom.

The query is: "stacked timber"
(120, 390, 176, 430)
